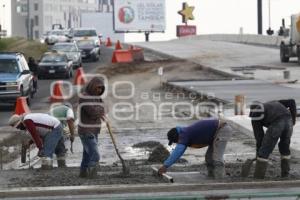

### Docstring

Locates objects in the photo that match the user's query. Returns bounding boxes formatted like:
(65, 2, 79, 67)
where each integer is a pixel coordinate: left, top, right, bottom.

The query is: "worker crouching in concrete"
(249, 99, 296, 179)
(49, 103, 76, 164)
(78, 77, 105, 178)
(8, 113, 65, 169)
(158, 118, 233, 179)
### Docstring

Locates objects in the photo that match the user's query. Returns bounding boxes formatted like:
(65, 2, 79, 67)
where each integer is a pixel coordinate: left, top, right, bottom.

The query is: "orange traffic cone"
(106, 37, 112, 47)
(50, 81, 64, 102)
(74, 67, 86, 85)
(115, 40, 122, 50)
(15, 97, 30, 115)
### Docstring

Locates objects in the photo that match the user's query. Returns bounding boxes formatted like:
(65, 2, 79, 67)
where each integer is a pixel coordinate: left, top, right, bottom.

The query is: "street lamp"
(266, 0, 274, 35)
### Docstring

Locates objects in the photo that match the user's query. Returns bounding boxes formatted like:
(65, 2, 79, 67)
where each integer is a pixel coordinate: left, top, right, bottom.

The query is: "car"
(0, 52, 35, 104)
(51, 42, 82, 68)
(70, 28, 100, 46)
(38, 51, 73, 79)
(44, 30, 72, 45)
(77, 39, 100, 61)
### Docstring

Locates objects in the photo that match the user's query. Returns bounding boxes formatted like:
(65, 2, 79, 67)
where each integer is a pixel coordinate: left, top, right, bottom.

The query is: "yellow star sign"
(178, 3, 195, 24)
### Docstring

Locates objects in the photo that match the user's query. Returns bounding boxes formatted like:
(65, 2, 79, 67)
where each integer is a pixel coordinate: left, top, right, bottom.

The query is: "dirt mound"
(148, 144, 170, 163)
(132, 141, 161, 149)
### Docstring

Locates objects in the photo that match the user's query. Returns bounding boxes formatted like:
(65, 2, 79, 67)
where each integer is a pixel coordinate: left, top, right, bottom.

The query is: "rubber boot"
(57, 159, 67, 168)
(254, 157, 268, 179)
(281, 155, 291, 178)
(41, 157, 53, 170)
(206, 163, 214, 178)
(87, 166, 98, 179)
(79, 168, 88, 178)
(212, 161, 225, 179)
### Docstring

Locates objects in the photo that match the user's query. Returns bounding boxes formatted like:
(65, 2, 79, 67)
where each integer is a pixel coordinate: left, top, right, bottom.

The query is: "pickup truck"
(0, 52, 36, 105)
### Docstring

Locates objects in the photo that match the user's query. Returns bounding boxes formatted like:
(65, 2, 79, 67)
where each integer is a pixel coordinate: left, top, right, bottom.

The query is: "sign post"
(176, 2, 196, 38)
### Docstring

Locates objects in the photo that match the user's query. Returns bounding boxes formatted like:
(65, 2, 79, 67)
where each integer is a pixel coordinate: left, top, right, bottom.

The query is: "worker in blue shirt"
(158, 118, 232, 179)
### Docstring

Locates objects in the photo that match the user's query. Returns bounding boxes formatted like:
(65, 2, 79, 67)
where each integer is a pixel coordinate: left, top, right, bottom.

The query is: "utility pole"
(27, 0, 30, 39)
(257, 0, 262, 35)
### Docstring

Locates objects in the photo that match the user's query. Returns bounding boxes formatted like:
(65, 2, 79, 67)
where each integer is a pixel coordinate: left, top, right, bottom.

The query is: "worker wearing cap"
(158, 118, 232, 179)
(249, 99, 296, 179)
(8, 113, 65, 169)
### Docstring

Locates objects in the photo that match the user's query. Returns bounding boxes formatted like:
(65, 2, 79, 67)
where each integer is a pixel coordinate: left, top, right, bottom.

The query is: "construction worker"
(8, 113, 66, 169)
(28, 57, 38, 93)
(49, 103, 76, 165)
(78, 77, 105, 178)
(249, 99, 296, 179)
(158, 118, 232, 179)
(49, 103, 75, 141)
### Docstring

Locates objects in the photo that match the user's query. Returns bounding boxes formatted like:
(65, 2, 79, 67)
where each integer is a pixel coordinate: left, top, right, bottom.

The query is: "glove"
(37, 149, 45, 157)
(158, 165, 167, 175)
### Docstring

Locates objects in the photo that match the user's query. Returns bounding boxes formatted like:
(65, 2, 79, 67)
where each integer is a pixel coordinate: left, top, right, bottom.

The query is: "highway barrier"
(112, 50, 133, 63)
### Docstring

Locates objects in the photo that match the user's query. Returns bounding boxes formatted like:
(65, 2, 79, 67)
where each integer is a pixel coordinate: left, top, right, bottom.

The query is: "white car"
(45, 30, 71, 45)
(70, 28, 100, 46)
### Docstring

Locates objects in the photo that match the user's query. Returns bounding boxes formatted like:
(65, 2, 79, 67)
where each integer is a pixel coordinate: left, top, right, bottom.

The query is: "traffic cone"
(15, 97, 30, 115)
(50, 81, 64, 102)
(115, 40, 122, 50)
(74, 67, 86, 85)
(106, 37, 112, 47)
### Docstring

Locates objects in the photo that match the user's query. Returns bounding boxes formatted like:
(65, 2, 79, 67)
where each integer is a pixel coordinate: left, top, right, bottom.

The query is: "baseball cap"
(8, 114, 22, 128)
(167, 128, 179, 146)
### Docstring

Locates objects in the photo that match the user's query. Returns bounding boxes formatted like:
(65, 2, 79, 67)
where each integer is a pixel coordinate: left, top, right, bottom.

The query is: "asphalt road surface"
(0, 45, 113, 127)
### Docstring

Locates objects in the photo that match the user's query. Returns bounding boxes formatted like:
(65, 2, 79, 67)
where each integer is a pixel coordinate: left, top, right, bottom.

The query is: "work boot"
(281, 155, 291, 178)
(206, 163, 214, 178)
(57, 159, 67, 168)
(212, 161, 225, 179)
(40, 157, 53, 170)
(79, 168, 88, 178)
(87, 166, 98, 179)
(254, 157, 268, 179)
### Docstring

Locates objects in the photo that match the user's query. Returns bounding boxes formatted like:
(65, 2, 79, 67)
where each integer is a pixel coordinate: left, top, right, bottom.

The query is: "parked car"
(70, 28, 99, 46)
(44, 30, 72, 45)
(51, 42, 82, 68)
(0, 52, 35, 104)
(38, 51, 73, 79)
(77, 39, 100, 61)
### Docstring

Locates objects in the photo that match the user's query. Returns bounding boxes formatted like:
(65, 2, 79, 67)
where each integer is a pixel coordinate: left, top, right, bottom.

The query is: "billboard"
(113, 0, 166, 32)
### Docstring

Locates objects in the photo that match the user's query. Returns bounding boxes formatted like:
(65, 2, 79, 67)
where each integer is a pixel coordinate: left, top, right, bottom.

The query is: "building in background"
(0, 0, 110, 40)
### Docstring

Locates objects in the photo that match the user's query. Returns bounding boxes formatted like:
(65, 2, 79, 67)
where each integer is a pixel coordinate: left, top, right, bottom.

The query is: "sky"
(126, 0, 300, 42)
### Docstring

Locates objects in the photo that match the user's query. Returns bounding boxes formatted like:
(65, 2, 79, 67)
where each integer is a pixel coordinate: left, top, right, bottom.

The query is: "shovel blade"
(241, 159, 255, 178)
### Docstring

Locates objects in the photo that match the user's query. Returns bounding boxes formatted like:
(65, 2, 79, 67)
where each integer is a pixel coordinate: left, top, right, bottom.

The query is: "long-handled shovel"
(105, 121, 130, 175)
(241, 158, 256, 177)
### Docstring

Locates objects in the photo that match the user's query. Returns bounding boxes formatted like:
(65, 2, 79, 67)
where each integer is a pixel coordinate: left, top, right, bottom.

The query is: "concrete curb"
(177, 34, 284, 47)
(1, 180, 300, 198)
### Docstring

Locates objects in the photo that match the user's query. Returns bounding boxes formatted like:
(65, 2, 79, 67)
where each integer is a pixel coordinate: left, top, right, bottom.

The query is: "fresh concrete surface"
(169, 79, 300, 104)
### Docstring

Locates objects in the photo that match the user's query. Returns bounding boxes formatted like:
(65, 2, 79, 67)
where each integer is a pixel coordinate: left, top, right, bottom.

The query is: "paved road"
(0, 46, 114, 127)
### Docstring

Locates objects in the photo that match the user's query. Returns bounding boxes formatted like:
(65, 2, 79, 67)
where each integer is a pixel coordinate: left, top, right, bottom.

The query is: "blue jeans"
(79, 133, 100, 170)
(43, 125, 64, 158)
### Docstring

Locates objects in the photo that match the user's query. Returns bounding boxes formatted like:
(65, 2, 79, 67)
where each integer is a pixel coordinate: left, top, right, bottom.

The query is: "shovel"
(241, 158, 256, 177)
(21, 141, 28, 163)
(105, 121, 130, 175)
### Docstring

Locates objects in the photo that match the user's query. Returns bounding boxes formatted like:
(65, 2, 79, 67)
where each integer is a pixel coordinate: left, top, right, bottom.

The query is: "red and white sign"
(176, 25, 196, 37)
